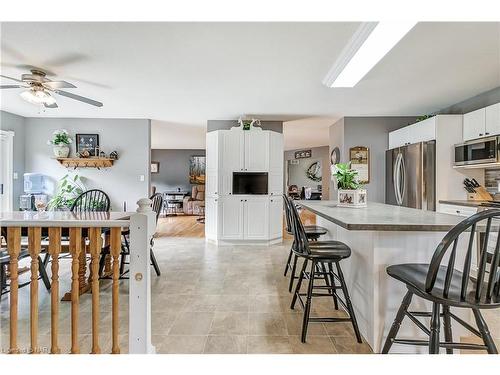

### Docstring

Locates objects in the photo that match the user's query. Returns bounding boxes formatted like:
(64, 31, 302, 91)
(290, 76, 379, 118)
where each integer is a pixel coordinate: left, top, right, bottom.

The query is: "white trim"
(0, 130, 15, 213)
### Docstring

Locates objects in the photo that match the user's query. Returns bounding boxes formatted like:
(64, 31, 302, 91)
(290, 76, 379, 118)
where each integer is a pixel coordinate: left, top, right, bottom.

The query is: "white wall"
(23, 118, 151, 211)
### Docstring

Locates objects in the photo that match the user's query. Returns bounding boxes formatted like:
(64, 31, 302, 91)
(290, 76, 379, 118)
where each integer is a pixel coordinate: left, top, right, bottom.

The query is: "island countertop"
(298, 200, 464, 231)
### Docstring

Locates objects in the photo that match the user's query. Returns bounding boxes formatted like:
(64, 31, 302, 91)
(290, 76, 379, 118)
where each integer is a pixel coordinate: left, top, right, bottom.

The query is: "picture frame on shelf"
(76, 134, 99, 157)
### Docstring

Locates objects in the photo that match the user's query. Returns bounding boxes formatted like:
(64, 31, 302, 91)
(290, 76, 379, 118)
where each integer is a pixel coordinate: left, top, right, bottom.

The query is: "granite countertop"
(0, 211, 132, 227)
(298, 200, 464, 232)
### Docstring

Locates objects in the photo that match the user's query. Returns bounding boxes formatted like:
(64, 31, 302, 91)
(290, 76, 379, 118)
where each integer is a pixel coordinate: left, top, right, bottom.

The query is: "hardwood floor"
(156, 214, 205, 238)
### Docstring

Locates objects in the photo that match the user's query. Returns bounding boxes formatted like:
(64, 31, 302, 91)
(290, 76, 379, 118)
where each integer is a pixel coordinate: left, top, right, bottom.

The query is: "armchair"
(183, 185, 205, 215)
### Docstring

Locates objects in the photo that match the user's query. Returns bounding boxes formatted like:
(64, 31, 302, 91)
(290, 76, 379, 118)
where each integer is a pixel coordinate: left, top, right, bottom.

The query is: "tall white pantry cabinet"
(205, 125, 284, 244)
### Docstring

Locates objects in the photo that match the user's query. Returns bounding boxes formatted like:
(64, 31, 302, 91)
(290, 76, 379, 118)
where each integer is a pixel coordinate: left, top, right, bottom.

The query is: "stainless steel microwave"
(454, 136, 499, 166)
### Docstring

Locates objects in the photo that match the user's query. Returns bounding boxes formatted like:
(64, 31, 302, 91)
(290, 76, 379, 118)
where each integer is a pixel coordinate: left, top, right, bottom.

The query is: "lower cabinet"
(212, 196, 282, 241)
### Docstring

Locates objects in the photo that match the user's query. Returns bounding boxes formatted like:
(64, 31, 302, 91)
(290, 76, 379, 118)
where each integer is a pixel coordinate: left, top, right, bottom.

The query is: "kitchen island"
(298, 200, 471, 353)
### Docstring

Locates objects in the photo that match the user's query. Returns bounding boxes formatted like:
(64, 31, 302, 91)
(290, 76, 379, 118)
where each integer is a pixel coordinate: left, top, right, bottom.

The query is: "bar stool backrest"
(71, 189, 110, 212)
(286, 196, 311, 255)
(150, 193, 164, 223)
(426, 209, 500, 304)
(282, 194, 293, 234)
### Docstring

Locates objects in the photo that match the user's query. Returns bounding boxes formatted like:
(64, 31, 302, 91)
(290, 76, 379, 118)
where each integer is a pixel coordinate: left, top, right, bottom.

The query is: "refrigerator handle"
(400, 154, 406, 205)
(393, 153, 402, 205)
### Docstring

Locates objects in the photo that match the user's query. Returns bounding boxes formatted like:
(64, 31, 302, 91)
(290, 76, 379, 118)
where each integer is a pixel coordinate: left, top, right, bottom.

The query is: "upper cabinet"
(244, 131, 269, 171)
(388, 117, 436, 149)
(463, 108, 487, 141)
(485, 103, 500, 137)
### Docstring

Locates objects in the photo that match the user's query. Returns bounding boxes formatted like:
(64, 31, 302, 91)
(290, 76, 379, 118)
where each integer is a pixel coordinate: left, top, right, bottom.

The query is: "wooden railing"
(0, 198, 156, 354)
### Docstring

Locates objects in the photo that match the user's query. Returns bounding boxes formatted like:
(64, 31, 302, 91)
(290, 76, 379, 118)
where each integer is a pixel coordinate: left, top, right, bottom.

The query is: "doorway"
(0, 130, 14, 212)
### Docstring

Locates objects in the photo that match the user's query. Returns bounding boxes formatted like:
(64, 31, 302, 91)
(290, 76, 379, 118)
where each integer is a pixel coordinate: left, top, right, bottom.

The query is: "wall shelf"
(56, 157, 115, 169)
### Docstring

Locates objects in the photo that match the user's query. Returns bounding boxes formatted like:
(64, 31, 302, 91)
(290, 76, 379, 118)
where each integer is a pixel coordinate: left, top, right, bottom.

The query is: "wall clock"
(330, 147, 340, 165)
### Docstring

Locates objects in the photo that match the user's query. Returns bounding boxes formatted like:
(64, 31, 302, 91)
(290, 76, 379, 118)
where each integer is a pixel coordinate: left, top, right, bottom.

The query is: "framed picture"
(189, 156, 206, 184)
(151, 161, 160, 174)
(294, 149, 312, 159)
(76, 134, 99, 156)
(349, 146, 370, 183)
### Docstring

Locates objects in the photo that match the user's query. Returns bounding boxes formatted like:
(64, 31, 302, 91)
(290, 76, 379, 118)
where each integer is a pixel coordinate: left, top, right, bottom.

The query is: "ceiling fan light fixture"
(20, 88, 56, 106)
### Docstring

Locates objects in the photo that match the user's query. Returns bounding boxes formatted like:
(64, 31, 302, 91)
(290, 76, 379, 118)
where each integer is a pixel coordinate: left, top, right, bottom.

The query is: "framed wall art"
(349, 146, 370, 183)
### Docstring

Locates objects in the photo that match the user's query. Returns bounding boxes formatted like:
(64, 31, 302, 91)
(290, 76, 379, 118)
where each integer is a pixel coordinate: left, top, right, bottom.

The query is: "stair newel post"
(128, 198, 156, 354)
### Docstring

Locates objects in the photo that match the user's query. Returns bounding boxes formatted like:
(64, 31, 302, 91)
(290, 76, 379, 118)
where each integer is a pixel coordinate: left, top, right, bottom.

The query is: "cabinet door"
(221, 130, 244, 172)
(463, 108, 486, 141)
(205, 197, 218, 239)
(245, 131, 270, 171)
(408, 117, 435, 144)
(206, 131, 219, 173)
(243, 197, 269, 240)
(269, 197, 283, 239)
(206, 172, 218, 197)
(485, 103, 500, 137)
(388, 126, 410, 149)
(220, 197, 244, 240)
(268, 171, 283, 196)
(269, 132, 284, 172)
(220, 172, 233, 196)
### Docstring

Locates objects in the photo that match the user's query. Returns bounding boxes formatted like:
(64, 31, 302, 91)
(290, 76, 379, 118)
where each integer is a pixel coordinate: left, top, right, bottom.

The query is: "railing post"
(129, 198, 156, 354)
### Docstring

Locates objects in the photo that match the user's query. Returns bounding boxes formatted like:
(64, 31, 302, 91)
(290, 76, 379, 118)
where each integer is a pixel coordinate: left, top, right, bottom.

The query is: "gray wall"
(23, 118, 151, 211)
(0, 111, 26, 210)
(151, 149, 206, 194)
(207, 120, 283, 133)
(284, 146, 330, 199)
(438, 86, 500, 114)
(329, 117, 417, 202)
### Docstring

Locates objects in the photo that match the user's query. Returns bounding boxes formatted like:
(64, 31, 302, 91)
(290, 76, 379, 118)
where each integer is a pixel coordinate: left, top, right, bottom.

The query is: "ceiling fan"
(0, 69, 103, 108)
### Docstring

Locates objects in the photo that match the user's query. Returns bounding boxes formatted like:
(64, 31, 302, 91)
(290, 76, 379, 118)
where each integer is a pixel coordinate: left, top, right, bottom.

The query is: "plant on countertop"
(47, 129, 72, 145)
(48, 174, 85, 210)
(332, 162, 361, 190)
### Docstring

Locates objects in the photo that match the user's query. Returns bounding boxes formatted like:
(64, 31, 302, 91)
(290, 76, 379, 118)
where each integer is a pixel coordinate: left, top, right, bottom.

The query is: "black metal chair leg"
(0, 263, 6, 292)
(382, 290, 413, 353)
(301, 260, 316, 343)
(98, 253, 107, 278)
(442, 305, 453, 354)
(150, 249, 161, 276)
(326, 262, 339, 310)
(291, 259, 308, 309)
(429, 302, 441, 354)
(335, 261, 362, 343)
(472, 309, 498, 354)
(288, 254, 298, 293)
(37, 256, 51, 291)
(284, 248, 293, 277)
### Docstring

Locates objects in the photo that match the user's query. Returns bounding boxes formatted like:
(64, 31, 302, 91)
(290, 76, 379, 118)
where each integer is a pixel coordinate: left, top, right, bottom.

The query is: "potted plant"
(47, 174, 85, 210)
(332, 162, 367, 208)
(48, 129, 72, 158)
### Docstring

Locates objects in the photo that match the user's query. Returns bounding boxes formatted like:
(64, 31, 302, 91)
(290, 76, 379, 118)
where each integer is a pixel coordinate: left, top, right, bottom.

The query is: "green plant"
(48, 174, 85, 210)
(414, 114, 435, 123)
(47, 129, 72, 145)
(332, 162, 360, 190)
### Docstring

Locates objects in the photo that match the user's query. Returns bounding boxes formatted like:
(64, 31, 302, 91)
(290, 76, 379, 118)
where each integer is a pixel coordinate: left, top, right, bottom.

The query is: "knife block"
(467, 186, 493, 201)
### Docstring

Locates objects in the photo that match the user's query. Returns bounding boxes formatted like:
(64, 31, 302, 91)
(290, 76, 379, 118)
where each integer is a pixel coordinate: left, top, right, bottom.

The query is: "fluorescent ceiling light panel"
(323, 21, 417, 88)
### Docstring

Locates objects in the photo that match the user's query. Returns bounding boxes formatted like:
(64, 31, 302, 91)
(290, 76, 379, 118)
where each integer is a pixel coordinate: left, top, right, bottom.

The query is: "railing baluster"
(7, 227, 21, 354)
(69, 227, 82, 354)
(28, 227, 42, 354)
(110, 227, 122, 354)
(89, 227, 102, 354)
(48, 227, 61, 354)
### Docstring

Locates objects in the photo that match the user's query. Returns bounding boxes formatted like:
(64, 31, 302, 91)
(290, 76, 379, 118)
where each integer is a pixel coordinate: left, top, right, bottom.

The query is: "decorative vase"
(337, 189, 367, 208)
(53, 144, 70, 158)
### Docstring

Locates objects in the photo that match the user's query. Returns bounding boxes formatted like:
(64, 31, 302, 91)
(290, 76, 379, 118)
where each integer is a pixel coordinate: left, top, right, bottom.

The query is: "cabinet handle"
(486, 132, 490, 135)
(479, 133, 483, 136)
(456, 210, 460, 214)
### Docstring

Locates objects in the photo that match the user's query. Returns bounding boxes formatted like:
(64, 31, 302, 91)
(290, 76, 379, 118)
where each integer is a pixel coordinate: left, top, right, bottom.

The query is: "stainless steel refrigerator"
(385, 141, 436, 210)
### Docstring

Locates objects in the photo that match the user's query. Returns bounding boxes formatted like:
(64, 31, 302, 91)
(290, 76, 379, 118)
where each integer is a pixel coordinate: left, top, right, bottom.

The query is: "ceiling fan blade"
(44, 102, 58, 109)
(43, 80, 77, 89)
(0, 85, 23, 89)
(55, 90, 103, 107)
(0, 74, 24, 83)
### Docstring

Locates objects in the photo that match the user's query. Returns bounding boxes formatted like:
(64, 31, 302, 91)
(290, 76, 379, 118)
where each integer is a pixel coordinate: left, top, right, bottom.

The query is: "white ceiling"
(1, 22, 499, 149)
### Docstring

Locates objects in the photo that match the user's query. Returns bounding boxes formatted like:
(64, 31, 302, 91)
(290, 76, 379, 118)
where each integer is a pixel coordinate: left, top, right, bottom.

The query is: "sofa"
(183, 185, 205, 215)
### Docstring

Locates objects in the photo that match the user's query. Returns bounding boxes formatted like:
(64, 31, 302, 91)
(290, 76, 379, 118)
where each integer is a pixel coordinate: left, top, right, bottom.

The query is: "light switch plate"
(139, 175, 145, 182)
(13, 172, 18, 179)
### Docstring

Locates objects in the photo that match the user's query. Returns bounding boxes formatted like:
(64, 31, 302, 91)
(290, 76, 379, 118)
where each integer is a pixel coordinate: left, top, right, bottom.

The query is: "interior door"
(0, 131, 13, 212)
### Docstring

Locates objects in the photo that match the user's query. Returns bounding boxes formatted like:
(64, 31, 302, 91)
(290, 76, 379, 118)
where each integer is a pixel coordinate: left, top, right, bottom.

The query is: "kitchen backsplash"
(485, 169, 500, 194)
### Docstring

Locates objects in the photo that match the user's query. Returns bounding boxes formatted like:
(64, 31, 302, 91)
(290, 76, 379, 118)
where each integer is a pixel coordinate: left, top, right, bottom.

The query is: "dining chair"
(382, 209, 500, 354)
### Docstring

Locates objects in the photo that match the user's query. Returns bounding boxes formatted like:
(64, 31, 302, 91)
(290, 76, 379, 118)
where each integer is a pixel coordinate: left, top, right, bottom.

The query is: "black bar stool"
(382, 209, 500, 354)
(282, 195, 328, 292)
(286, 197, 362, 343)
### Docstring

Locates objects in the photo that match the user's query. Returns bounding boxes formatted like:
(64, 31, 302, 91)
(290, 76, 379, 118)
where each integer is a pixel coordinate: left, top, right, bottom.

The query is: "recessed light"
(323, 21, 417, 88)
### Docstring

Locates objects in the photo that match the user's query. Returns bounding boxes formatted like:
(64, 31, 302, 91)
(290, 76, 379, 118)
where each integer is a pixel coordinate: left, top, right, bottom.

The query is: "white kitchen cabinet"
(219, 196, 244, 240)
(221, 130, 245, 172)
(269, 132, 284, 172)
(269, 197, 283, 239)
(438, 203, 477, 217)
(205, 197, 218, 239)
(463, 108, 486, 141)
(268, 171, 283, 196)
(388, 126, 410, 149)
(244, 131, 269, 171)
(244, 197, 269, 239)
(485, 103, 500, 137)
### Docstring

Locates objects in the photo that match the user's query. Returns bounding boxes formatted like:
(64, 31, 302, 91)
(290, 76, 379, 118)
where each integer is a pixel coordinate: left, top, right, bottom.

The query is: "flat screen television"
(232, 172, 268, 195)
